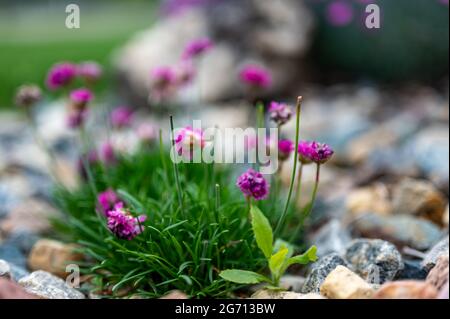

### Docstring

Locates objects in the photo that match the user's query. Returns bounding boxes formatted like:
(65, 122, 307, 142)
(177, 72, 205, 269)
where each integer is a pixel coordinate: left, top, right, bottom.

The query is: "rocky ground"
(0, 82, 448, 299)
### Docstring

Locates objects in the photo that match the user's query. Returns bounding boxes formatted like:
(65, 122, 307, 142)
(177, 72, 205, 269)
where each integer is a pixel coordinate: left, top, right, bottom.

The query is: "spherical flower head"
(15, 84, 42, 108)
(106, 203, 147, 240)
(110, 106, 134, 129)
(326, 1, 354, 27)
(150, 66, 177, 102)
(182, 37, 213, 60)
(97, 189, 121, 216)
(137, 123, 157, 144)
(236, 168, 270, 201)
(100, 142, 117, 165)
(278, 139, 294, 161)
(67, 109, 88, 129)
(175, 126, 206, 159)
(70, 88, 93, 109)
(269, 101, 292, 126)
(239, 65, 272, 89)
(46, 62, 77, 90)
(298, 141, 334, 164)
(77, 61, 103, 83)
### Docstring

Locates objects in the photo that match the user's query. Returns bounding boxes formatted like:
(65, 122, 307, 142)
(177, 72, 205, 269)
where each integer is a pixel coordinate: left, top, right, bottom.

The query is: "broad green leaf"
(287, 245, 318, 267)
(250, 205, 273, 259)
(269, 246, 289, 279)
(219, 269, 269, 284)
(274, 239, 295, 259)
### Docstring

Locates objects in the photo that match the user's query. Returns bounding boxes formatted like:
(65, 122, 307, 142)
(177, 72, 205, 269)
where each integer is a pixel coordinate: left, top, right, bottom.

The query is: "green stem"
(169, 116, 185, 216)
(274, 96, 303, 236)
(159, 129, 171, 191)
(255, 101, 265, 171)
(215, 184, 220, 223)
(293, 163, 304, 210)
(79, 125, 98, 196)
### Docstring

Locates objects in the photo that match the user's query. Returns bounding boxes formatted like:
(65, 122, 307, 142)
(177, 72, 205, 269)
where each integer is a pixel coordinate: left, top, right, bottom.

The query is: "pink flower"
(182, 37, 213, 60)
(110, 106, 134, 129)
(326, 1, 354, 27)
(236, 169, 270, 201)
(78, 61, 103, 83)
(175, 126, 206, 159)
(239, 65, 272, 89)
(298, 141, 334, 165)
(106, 203, 146, 240)
(15, 85, 42, 108)
(46, 62, 77, 90)
(150, 66, 177, 102)
(100, 142, 117, 165)
(278, 139, 294, 161)
(269, 102, 292, 126)
(69, 88, 93, 108)
(137, 123, 157, 144)
(97, 189, 121, 216)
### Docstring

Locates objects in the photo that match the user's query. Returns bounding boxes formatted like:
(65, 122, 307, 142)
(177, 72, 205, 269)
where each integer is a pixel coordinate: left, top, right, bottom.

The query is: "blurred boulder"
(373, 280, 438, 299)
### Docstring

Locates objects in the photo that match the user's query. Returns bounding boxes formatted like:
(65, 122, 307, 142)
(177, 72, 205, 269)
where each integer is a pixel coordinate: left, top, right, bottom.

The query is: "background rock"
(373, 280, 438, 299)
(320, 265, 374, 299)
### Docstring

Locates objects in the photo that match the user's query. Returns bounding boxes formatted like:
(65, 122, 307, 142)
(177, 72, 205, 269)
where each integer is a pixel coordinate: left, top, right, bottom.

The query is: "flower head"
(110, 106, 134, 129)
(97, 189, 121, 216)
(77, 61, 103, 83)
(150, 66, 177, 102)
(100, 142, 117, 165)
(298, 141, 334, 164)
(175, 126, 206, 159)
(278, 139, 294, 161)
(15, 85, 42, 108)
(106, 203, 146, 240)
(137, 123, 157, 144)
(69, 88, 93, 110)
(326, 1, 354, 27)
(269, 102, 292, 126)
(236, 168, 270, 201)
(46, 62, 77, 90)
(182, 37, 213, 60)
(239, 65, 272, 89)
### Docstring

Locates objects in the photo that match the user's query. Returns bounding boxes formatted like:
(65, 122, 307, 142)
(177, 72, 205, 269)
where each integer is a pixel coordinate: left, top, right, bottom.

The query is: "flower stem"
(159, 129, 171, 191)
(255, 101, 265, 171)
(274, 96, 303, 237)
(215, 183, 220, 223)
(294, 163, 304, 210)
(79, 126, 98, 196)
(169, 115, 185, 216)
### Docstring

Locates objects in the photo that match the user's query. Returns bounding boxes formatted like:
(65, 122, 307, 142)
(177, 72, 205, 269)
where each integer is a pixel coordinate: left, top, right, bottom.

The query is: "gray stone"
(422, 237, 449, 271)
(0, 259, 11, 279)
(279, 275, 306, 292)
(9, 263, 30, 281)
(0, 244, 26, 268)
(309, 219, 351, 257)
(395, 260, 428, 280)
(18, 270, 85, 299)
(352, 213, 443, 251)
(345, 239, 404, 284)
(301, 253, 348, 293)
(4, 231, 40, 255)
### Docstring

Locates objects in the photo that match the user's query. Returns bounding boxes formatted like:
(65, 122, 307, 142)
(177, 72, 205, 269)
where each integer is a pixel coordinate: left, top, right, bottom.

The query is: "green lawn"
(0, 1, 159, 108)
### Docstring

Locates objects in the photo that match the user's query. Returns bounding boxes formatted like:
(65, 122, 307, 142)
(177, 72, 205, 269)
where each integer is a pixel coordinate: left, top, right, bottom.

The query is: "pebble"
(320, 266, 375, 299)
(0, 259, 11, 279)
(301, 253, 348, 293)
(352, 213, 443, 251)
(309, 219, 352, 257)
(251, 289, 324, 299)
(373, 280, 438, 299)
(160, 290, 189, 299)
(395, 260, 428, 280)
(346, 184, 392, 218)
(28, 239, 83, 278)
(3, 231, 40, 255)
(0, 278, 38, 299)
(0, 244, 26, 268)
(392, 178, 447, 226)
(437, 281, 449, 299)
(426, 255, 449, 291)
(345, 239, 404, 284)
(279, 275, 306, 292)
(19, 270, 85, 299)
(422, 237, 449, 271)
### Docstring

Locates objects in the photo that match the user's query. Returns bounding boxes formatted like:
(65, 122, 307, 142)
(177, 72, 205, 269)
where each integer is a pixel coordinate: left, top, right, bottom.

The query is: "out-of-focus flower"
(326, 1, 354, 27)
(15, 85, 42, 108)
(160, 0, 210, 17)
(182, 37, 213, 60)
(78, 61, 103, 83)
(46, 62, 77, 90)
(236, 168, 269, 201)
(137, 123, 158, 144)
(100, 142, 117, 165)
(176, 61, 196, 87)
(239, 65, 272, 89)
(69, 88, 93, 110)
(298, 141, 334, 165)
(97, 189, 121, 216)
(150, 66, 177, 102)
(278, 139, 294, 161)
(175, 126, 206, 159)
(269, 102, 292, 126)
(67, 109, 88, 129)
(106, 203, 147, 240)
(110, 106, 134, 129)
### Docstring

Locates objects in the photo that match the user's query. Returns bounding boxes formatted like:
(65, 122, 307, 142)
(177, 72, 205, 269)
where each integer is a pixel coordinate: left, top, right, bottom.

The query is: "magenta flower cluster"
(297, 141, 334, 164)
(97, 189, 121, 215)
(239, 65, 272, 89)
(110, 106, 134, 129)
(278, 139, 295, 160)
(106, 203, 147, 240)
(182, 38, 213, 60)
(46, 61, 102, 90)
(269, 102, 292, 126)
(70, 88, 94, 105)
(236, 169, 270, 201)
(175, 126, 206, 159)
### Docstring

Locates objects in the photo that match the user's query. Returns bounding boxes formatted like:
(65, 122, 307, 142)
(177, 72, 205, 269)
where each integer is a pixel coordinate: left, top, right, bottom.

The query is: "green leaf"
(287, 245, 318, 267)
(250, 205, 273, 259)
(269, 246, 289, 279)
(274, 239, 295, 259)
(219, 269, 269, 284)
